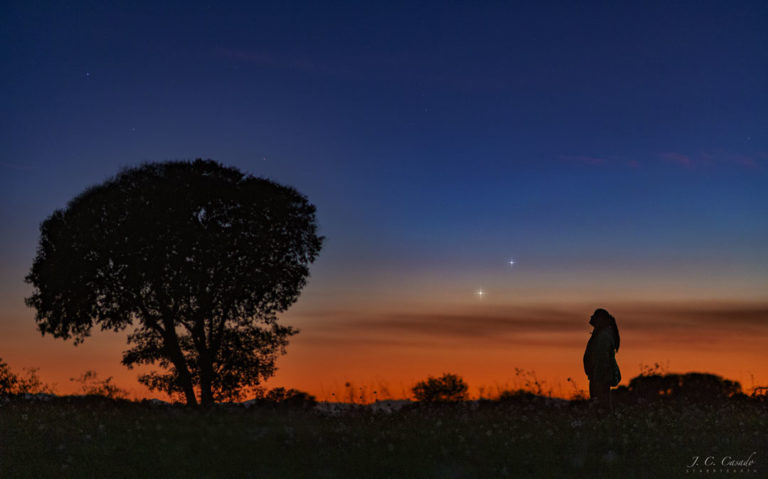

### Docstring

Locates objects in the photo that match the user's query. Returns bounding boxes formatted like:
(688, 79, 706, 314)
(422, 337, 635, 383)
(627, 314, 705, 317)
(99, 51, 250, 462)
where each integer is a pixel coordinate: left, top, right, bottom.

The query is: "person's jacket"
(583, 327, 617, 384)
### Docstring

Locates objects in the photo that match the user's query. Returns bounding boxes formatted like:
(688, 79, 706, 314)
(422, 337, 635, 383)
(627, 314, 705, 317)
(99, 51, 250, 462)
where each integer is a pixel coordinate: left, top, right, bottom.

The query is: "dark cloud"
(292, 303, 768, 348)
(618, 304, 768, 330)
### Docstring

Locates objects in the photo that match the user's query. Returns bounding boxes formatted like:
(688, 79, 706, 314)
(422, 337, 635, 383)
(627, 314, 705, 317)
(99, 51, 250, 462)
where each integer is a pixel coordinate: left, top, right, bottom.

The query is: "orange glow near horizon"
(3, 299, 767, 402)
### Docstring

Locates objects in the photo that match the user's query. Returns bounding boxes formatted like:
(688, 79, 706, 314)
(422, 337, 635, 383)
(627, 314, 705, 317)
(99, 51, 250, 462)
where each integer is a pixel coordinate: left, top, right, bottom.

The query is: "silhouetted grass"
(1, 395, 765, 478)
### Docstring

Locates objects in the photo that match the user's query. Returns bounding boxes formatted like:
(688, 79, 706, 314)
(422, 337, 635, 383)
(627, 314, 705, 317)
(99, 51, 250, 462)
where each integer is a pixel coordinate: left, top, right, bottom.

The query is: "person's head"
(589, 308, 612, 328)
(589, 308, 620, 351)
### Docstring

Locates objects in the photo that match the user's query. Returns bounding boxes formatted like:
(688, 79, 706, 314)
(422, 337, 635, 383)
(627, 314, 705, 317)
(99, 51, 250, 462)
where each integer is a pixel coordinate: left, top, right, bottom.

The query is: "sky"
(1, 1, 767, 400)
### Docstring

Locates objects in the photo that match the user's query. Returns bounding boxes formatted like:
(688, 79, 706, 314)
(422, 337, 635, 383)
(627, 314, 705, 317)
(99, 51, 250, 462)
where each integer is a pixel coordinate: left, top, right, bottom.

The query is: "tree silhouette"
(264, 387, 317, 408)
(412, 373, 468, 403)
(25, 160, 323, 406)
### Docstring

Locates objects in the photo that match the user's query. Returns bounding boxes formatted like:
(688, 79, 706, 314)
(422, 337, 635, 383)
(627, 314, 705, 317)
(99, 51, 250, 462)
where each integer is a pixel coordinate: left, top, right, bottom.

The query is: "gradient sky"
(1, 1, 767, 400)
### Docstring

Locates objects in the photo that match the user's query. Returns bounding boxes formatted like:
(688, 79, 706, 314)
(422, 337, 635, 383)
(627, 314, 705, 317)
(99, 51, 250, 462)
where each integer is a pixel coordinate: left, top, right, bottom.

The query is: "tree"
(25, 160, 323, 406)
(412, 373, 468, 403)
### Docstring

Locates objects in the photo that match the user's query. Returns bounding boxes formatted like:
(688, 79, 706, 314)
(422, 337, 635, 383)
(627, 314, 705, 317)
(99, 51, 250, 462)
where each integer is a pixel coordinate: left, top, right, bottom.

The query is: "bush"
(70, 370, 129, 399)
(0, 357, 51, 396)
(412, 373, 468, 403)
(498, 389, 537, 402)
(628, 372, 741, 402)
(265, 387, 317, 408)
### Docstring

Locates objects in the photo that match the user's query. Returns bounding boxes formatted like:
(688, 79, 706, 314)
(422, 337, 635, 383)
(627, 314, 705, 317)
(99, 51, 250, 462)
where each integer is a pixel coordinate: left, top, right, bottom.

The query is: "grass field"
(1, 395, 765, 478)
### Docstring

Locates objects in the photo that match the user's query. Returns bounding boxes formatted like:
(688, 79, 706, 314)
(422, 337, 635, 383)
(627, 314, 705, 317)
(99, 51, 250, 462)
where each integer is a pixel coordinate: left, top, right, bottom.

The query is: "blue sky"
(2, 0, 767, 301)
(1, 1, 766, 395)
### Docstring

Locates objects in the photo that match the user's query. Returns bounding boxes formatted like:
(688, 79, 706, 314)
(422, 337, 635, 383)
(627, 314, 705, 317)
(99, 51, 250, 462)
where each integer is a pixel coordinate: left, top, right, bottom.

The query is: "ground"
(0, 396, 765, 478)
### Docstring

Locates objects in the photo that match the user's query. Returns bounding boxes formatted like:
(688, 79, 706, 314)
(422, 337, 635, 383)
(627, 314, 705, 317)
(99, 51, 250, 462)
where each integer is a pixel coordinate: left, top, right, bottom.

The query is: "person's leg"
(598, 384, 612, 411)
(589, 381, 611, 409)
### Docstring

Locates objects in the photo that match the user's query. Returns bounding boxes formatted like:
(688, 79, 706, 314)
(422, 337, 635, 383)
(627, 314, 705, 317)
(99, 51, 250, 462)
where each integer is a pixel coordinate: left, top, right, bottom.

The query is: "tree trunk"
(161, 323, 198, 406)
(199, 346, 215, 407)
(200, 369, 213, 407)
(172, 355, 198, 407)
(194, 317, 215, 408)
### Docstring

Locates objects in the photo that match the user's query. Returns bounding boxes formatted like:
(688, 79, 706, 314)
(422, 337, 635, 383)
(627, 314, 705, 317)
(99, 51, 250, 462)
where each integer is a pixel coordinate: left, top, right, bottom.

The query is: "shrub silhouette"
(629, 372, 741, 402)
(676, 372, 741, 401)
(70, 370, 128, 399)
(752, 386, 768, 401)
(412, 373, 468, 403)
(498, 389, 537, 402)
(629, 373, 681, 400)
(265, 387, 317, 408)
(0, 358, 51, 396)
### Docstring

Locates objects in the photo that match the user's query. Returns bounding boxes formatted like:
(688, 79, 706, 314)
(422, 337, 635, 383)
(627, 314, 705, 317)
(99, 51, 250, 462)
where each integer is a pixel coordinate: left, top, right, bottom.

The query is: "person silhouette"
(583, 308, 621, 409)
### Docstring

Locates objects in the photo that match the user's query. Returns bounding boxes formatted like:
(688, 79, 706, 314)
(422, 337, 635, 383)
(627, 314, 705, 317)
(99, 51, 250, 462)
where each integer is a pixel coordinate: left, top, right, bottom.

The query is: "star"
(509, 259, 515, 266)
(476, 289, 485, 297)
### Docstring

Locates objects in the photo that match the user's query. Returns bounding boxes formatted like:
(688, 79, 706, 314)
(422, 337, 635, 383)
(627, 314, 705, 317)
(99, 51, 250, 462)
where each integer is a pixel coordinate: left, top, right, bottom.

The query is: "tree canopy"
(25, 160, 323, 406)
